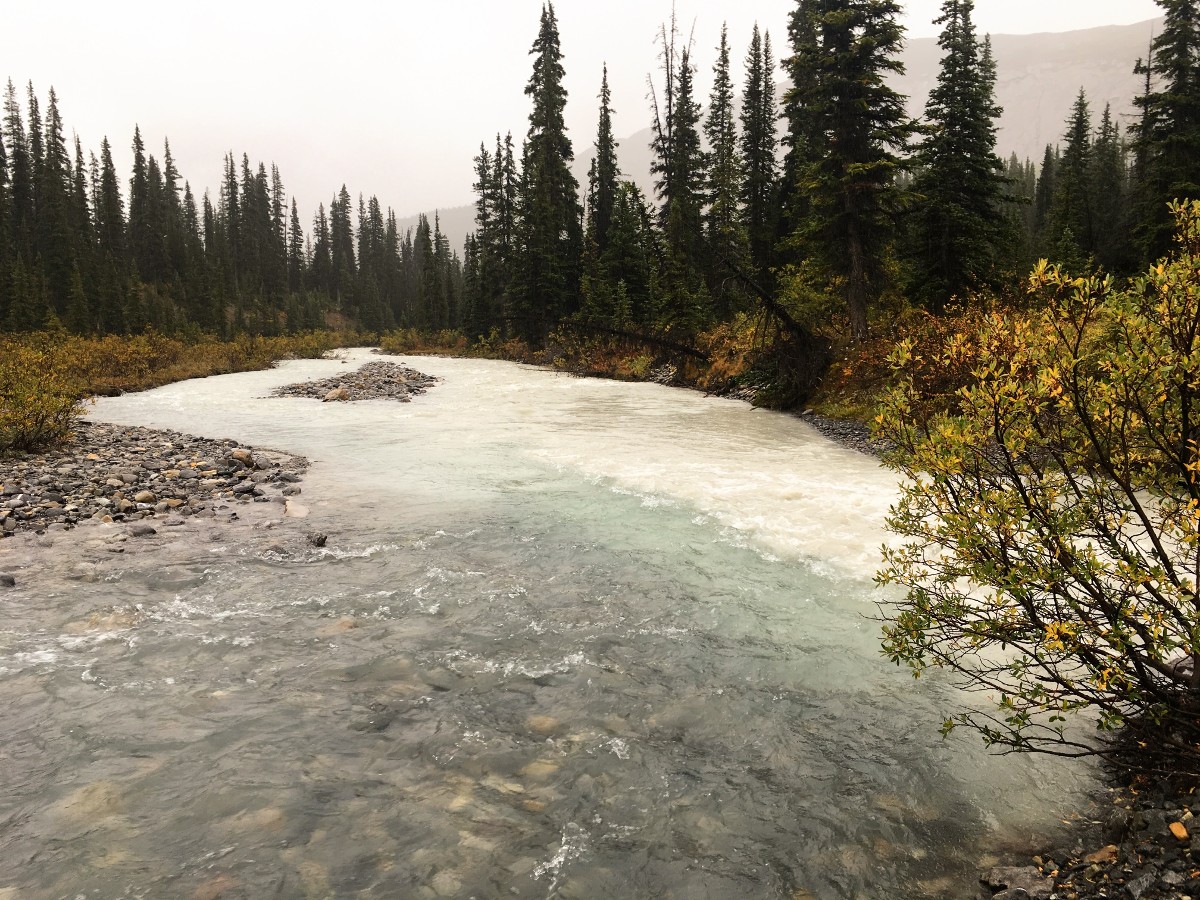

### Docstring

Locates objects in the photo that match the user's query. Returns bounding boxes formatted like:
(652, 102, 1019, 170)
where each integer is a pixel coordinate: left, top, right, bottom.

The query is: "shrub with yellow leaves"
(0, 329, 371, 454)
(0, 343, 86, 452)
(877, 201, 1200, 772)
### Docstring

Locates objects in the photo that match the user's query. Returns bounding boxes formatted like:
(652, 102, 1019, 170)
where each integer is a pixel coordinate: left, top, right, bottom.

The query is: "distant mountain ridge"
(409, 17, 1161, 255)
(902, 17, 1160, 164)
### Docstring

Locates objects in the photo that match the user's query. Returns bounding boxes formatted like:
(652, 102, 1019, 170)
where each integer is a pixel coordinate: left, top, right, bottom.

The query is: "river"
(0, 350, 1094, 898)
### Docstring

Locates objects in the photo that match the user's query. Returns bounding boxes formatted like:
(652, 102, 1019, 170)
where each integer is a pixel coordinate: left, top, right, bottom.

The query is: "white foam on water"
(533, 823, 591, 891)
(88, 352, 898, 576)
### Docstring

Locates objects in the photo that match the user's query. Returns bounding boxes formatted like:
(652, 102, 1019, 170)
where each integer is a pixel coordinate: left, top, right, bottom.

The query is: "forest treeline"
(465, 0, 1200, 348)
(0, 0, 1197, 363)
(0, 82, 464, 338)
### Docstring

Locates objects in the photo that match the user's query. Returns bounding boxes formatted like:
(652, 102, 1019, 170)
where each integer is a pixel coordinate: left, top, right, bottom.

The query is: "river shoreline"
(563, 362, 1200, 899)
(3, 351, 1187, 898)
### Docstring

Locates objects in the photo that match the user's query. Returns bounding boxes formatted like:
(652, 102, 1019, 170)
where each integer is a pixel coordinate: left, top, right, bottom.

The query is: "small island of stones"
(271, 360, 438, 403)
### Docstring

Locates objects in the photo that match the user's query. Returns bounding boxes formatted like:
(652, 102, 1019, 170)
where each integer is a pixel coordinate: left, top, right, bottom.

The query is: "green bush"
(877, 201, 1200, 772)
(0, 344, 85, 452)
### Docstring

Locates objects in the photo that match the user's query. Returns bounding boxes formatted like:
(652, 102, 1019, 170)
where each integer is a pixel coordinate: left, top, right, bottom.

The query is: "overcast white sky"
(4, 1, 1163, 223)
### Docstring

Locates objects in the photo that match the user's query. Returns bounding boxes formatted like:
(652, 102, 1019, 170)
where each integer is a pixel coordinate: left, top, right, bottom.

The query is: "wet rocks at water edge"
(0, 420, 308, 538)
(797, 409, 892, 457)
(271, 360, 438, 403)
(981, 780, 1200, 900)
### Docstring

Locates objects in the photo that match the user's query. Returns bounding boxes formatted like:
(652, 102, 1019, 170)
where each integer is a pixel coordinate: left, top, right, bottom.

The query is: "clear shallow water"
(0, 351, 1094, 898)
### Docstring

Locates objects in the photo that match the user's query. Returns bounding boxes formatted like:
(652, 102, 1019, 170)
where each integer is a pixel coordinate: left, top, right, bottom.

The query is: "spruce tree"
(740, 24, 778, 276)
(414, 213, 435, 329)
(587, 65, 620, 256)
(1048, 90, 1094, 266)
(36, 87, 76, 317)
(329, 184, 356, 313)
(162, 139, 188, 278)
(706, 23, 751, 316)
(1090, 104, 1132, 273)
(579, 66, 624, 330)
(907, 0, 1007, 309)
(287, 198, 305, 294)
(94, 137, 127, 333)
(68, 135, 96, 331)
(649, 16, 708, 333)
(471, 140, 499, 331)
(310, 203, 333, 297)
(25, 83, 43, 204)
(128, 126, 153, 280)
(1131, 0, 1200, 261)
(1032, 144, 1059, 255)
(778, 2, 820, 255)
(509, 3, 583, 342)
(785, 0, 916, 339)
(4, 80, 34, 264)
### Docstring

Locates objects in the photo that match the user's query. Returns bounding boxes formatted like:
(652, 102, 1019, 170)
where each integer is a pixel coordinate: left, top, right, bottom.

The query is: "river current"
(0, 350, 1094, 898)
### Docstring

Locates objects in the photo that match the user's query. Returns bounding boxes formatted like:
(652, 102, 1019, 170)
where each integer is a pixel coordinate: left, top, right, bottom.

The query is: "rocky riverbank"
(786, 405, 1200, 900)
(973, 777, 1200, 900)
(798, 409, 892, 457)
(272, 359, 437, 402)
(0, 420, 308, 544)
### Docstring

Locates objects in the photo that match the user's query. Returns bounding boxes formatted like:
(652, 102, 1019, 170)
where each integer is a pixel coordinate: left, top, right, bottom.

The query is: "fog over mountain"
(412, 17, 1160, 256)
(904, 17, 1159, 163)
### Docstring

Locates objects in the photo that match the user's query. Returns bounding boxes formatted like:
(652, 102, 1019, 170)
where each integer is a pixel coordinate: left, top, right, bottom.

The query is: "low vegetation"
(0, 329, 370, 453)
(876, 202, 1200, 774)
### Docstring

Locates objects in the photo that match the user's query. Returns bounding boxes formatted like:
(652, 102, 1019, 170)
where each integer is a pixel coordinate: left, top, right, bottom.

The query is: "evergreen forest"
(0, 0, 1198, 404)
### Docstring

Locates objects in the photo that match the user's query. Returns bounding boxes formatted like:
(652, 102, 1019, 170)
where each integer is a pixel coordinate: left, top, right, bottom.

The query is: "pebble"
(0, 421, 308, 540)
(987, 779, 1200, 900)
(272, 361, 437, 403)
(798, 410, 892, 457)
(0, 573, 14, 587)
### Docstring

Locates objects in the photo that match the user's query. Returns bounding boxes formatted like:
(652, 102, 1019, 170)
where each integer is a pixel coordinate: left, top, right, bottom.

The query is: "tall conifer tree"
(1090, 104, 1132, 273)
(1131, 0, 1200, 261)
(510, 3, 583, 342)
(1048, 90, 1094, 266)
(4, 80, 34, 264)
(706, 22, 750, 311)
(785, 0, 916, 339)
(740, 24, 778, 275)
(907, 0, 1007, 309)
(587, 65, 620, 254)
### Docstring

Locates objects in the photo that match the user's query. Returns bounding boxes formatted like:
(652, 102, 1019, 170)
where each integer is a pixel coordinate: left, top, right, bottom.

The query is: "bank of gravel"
(974, 776, 1200, 900)
(0, 420, 308, 543)
(796, 409, 892, 457)
(272, 359, 437, 402)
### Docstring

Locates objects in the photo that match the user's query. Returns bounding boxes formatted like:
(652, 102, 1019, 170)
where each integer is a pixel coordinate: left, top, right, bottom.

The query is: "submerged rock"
(982, 866, 1053, 899)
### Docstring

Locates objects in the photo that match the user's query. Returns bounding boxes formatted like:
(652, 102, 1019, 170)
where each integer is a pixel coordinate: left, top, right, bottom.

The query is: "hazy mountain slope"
(898, 17, 1160, 164)
(575, 18, 1161, 194)
(421, 18, 1160, 255)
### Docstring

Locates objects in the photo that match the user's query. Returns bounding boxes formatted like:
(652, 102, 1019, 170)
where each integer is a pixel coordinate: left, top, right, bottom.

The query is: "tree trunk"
(846, 223, 868, 341)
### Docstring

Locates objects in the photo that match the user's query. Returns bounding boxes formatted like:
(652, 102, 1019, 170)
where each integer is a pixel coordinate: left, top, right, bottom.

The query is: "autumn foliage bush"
(0, 342, 86, 452)
(0, 329, 370, 453)
(877, 202, 1200, 772)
